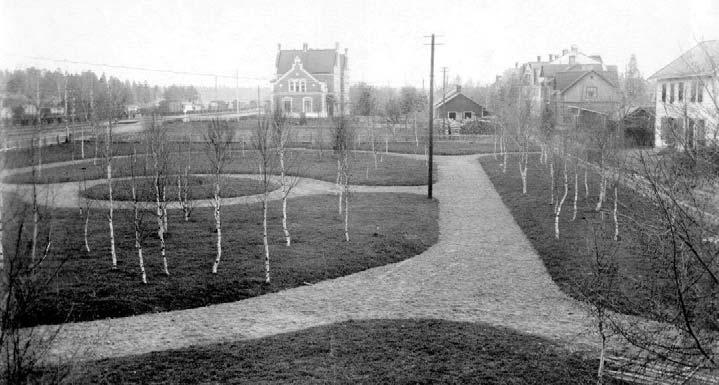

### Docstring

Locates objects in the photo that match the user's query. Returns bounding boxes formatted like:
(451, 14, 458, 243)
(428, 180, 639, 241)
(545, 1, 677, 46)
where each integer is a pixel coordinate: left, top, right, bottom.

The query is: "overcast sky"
(1, 0, 717, 88)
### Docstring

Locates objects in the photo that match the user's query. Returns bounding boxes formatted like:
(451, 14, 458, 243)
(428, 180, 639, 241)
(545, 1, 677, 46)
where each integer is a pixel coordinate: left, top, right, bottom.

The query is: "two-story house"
(271, 43, 349, 118)
(648, 40, 719, 148)
(511, 46, 621, 126)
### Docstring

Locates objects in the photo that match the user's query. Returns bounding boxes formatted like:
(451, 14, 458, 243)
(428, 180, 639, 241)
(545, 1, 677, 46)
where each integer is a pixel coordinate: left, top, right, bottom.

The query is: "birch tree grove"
(204, 119, 234, 274)
(146, 116, 170, 276)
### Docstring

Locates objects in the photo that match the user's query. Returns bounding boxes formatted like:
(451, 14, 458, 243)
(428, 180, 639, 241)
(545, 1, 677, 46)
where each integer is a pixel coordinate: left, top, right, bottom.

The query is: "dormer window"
(289, 79, 306, 93)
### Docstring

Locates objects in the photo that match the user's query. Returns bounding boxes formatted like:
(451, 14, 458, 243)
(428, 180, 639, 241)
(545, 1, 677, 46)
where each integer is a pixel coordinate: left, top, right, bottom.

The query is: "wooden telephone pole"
(426, 34, 436, 199)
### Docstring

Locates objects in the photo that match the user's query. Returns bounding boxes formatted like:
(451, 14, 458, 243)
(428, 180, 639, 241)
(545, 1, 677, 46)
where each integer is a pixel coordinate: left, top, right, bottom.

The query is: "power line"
(3, 53, 271, 81)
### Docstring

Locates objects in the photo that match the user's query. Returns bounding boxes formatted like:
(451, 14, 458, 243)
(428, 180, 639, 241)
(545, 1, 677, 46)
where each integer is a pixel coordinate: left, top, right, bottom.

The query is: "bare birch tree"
(254, 114, 276, 283)
(271, 111, 300, 246)
(130, 146, 148, 284)
(204, 119, 234, 274)
(146, 115, 170, 275)
(176, 138, 193, 222)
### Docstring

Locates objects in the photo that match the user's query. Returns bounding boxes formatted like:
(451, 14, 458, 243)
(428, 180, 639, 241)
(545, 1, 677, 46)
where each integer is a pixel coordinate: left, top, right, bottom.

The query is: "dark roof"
(433, 91, 482, 109)
(540, 64, 574, 78)
(554, 71, 587, 91)
(275, 49, 346, 74)
(649, 40, 719, 80)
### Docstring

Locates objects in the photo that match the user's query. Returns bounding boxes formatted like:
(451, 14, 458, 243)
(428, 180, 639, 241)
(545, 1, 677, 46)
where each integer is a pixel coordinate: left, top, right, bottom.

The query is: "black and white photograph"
(0, 0, 718, 383)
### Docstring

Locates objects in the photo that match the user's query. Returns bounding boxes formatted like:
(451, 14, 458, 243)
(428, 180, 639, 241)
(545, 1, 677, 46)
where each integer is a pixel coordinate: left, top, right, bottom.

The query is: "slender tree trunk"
(263, 195, 270, 283)
(554, 159, 569, 239)
(343, 156, 350, 242)
(549, 157, 555, 205)
(519, 150, 528, 194)
(493, 135, 498, 160)
(414, 113, 419, 148)
(595, 175, 606, 212)
(385, 136, 388, 155)
(132, 177, 147, 284)
(613, 184, 619, 241)
(572, 165, 579, 221)
(584, 167, 589, 199)
(31, 170, 38, 262)
(597, 321, 607, 385)
(337, 158, 343, 215)
(162, 185, 168, 232)
(211, 186, 222, 274)
(84, 213, 90, 252)
(279, 150, 291, 246)
(107, 159, 116, 268)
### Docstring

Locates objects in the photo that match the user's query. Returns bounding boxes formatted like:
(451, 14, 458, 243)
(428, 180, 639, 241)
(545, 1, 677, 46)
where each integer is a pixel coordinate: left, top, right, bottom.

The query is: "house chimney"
(277, 43, 281, 51)
(571, 44, 578, 53)
(548, 54, 553, 61)
(456, 84, 462, 93)
(537, 55, 541, 62)
(302, 42, 308, 51)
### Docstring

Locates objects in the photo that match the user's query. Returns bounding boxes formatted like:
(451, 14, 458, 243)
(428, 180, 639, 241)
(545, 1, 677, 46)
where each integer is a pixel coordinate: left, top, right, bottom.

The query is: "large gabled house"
(271, 43, 349, 118)
(648, 40, 719, 148)
(505, 46, 621, 127)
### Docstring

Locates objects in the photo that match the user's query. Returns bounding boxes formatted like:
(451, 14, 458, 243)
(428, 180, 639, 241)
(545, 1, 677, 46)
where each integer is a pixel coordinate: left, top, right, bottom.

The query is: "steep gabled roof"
(649, 40, 719, 80)
(275, 49, 346, 74)
(555, 70, 619, 94)
(433, 91, 482, 110)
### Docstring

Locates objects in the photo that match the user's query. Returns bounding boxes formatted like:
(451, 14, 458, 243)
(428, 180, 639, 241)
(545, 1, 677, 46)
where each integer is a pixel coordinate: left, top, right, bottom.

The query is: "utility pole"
(441, 67, 448, 134)
(64, 76, 69, 142)
(426, 34, 436, 199)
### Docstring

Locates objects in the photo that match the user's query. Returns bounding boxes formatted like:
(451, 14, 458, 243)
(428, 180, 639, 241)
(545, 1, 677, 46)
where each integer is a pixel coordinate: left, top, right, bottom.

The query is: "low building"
(434, 85, 485, 121)
(648, 40, 719, 148)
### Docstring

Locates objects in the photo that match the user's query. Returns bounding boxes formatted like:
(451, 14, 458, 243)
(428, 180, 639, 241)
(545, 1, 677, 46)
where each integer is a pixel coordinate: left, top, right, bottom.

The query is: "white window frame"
(302, 97, 313, 113)
(282, 97, 292, 112)
(463, 111, 473, 120)
(299, 80, 307, 92)
(448, 111, 457, 120)
(585, 86, 598, 100)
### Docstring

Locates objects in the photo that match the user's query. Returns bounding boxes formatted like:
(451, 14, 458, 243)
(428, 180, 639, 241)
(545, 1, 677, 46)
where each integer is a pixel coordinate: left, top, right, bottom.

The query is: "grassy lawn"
(54, 319, 628, 384)
(4, 149, 435, 186)
(81, 176, 276, 201)
(9, 193, 437, 327)
(479, 153, 674, 320)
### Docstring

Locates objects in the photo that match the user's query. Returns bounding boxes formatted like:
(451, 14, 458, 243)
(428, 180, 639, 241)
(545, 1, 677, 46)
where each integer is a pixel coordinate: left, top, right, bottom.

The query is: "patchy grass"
(55, 319, 628, 384)
(479, 153, 674, 320)
(5, 149, 435, 186)
(81, 176, 275, 201)
(9, 193, 437, 327)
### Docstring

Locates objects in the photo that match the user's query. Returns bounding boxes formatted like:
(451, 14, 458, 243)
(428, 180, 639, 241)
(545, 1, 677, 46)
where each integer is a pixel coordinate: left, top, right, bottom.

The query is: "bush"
(459, 120, 494, 135)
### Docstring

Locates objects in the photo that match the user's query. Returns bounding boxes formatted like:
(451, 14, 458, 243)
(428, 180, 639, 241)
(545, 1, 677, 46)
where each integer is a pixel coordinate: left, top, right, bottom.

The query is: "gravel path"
(32, 154, 601, 363)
